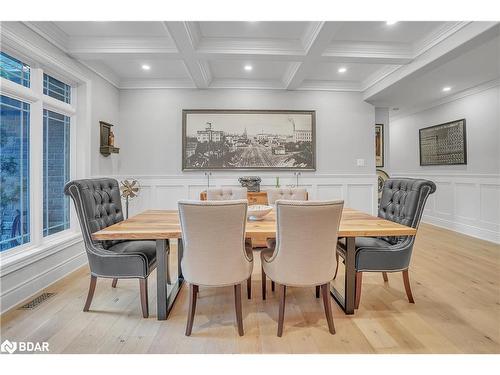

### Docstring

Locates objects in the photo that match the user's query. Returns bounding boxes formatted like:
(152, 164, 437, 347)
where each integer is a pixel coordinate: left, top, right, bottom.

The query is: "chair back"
(266, 188, 308, 205)
(64, 178, 124, 250)
(206, 187, 247, 200)
(378, 178, 436, 244)
(266, 200, 344, 286)
(178, 200, 252, 286)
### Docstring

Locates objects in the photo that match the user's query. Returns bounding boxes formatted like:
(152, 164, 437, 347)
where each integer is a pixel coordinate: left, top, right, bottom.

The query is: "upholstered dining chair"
(178, 200, 253, 336)
(334, 178, 436, 309)
(265, 187, 309, 292)
(206, 187, 247, 200)
(266, 187, 308, 205)
(64, 178, 159, 318)
(261, 200, 344, 336)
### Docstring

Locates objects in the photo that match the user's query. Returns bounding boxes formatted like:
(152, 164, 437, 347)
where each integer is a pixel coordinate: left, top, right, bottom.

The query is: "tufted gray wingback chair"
(334, 178, 436, 309)
(64, 178, 159, 318)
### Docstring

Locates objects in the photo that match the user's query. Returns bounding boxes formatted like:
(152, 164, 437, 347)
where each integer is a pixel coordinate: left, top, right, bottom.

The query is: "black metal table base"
(330, 237, 356, 315)
(156, 238, 184, 320)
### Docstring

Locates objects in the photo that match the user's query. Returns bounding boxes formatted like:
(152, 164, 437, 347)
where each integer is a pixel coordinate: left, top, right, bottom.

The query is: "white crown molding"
(390, 78, 500, 121)
(360, 65, 402, 91)
(209, 78, 285, 90)
(77, 60, 121, 88)
(322, 41, 413, 64)
(67, 37, 178, 55)
(300, 21, 325, 52)
(23, 21, 70, 52)
(297, 80, 361, 92)
(195, 37, 305, 60)
(412, 22, 471, 57)
(183, 21, 202, 49)
(119, 78, 196, 89)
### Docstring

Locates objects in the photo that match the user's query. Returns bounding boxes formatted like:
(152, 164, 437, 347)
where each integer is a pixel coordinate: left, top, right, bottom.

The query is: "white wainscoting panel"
(391, 173, 500, 243)
(112, 174, 378, 216)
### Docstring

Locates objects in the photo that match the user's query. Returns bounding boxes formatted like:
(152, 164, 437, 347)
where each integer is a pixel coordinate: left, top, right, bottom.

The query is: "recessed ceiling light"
(244, 65, 253, 71)
(386, 21, 398, 26)
(442, 86, 451, 92)
(338, 67, 347, 73)
(141, 64, 151, 71)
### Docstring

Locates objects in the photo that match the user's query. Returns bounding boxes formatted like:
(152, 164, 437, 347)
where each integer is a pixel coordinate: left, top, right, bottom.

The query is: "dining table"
(92, 207, 417, 320)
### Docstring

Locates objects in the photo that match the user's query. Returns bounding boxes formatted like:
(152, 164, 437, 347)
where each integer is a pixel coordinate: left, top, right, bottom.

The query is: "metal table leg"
(330, 237, 356, 314)
(155, 238, 184, 320)
(156, 239, 168, 320)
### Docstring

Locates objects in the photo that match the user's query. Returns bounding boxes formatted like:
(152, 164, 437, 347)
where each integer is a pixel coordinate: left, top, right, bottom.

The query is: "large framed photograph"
(419, 119, 467, 166)
(375, 124, 384, 167)
(182, 109, 316, 170)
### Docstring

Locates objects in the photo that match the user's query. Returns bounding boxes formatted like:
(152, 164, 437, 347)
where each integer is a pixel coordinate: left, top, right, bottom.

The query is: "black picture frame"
(182, 109, 316, 171)
(419, 119, 467, 166)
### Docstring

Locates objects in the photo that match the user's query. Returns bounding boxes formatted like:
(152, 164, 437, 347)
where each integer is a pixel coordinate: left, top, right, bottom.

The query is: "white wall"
(389, 85, 500, 243)
(114, 89, 377, 216)
(0, 22, 121, 313)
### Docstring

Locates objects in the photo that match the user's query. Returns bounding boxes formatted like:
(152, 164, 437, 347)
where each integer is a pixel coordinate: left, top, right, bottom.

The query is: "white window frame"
(0, 35, 92, 274)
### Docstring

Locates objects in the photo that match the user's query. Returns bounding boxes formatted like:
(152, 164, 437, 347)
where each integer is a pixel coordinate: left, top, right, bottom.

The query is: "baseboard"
(0, 249, 88, 314)
(422, 215, 500, 244)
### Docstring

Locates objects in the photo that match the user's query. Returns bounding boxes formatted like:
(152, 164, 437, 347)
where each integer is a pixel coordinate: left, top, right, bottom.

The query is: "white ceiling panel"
(198, 21, 310, 40)
(306, 62, 390, 82)
(209, 60, 292, 80)
(98, 57, 190, 80)
(331, 21, 444, 44)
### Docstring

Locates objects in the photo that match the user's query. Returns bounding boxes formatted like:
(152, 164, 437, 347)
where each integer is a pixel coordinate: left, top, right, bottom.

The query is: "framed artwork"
(182, 109, 316, 171)
(419, 119, 467, 166)
(375, 124, 384, 167)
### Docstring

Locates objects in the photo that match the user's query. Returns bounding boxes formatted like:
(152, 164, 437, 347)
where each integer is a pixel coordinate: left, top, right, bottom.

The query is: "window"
(43, 109, 71, 237)
(0, 95, 30, 252)
(0, 51, 30, 88)
(43, 74, 71, 104)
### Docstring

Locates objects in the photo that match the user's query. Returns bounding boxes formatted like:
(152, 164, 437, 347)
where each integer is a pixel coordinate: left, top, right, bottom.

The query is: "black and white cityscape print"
(182, 110, 315, 170)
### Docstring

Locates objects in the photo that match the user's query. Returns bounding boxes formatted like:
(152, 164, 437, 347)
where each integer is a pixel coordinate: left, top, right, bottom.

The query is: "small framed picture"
(375, 124, 384, 167)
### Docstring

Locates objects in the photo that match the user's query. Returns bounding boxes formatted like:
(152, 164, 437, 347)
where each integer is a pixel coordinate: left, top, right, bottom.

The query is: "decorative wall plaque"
(419, 119, 467, 166)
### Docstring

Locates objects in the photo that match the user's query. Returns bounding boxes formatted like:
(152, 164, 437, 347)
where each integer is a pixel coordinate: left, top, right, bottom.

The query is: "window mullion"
(29, 67, 44, 247)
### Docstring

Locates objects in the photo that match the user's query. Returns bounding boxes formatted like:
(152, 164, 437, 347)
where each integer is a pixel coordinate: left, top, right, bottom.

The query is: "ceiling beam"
(285, 22, 343, 90)
(163, 21, 212, 88)
(321, 41, 413, 64)
(363, 21, 500, 101)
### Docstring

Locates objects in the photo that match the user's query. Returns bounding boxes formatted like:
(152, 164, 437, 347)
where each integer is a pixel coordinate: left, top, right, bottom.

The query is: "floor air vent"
(19, 293, 56, 310)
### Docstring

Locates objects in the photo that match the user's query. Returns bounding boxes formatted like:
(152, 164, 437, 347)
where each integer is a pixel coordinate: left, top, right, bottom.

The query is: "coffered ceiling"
(23, 21, 500, 110)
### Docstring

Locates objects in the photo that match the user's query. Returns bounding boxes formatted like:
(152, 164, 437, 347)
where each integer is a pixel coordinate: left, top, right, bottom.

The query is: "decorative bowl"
(247, 205, 273, 221)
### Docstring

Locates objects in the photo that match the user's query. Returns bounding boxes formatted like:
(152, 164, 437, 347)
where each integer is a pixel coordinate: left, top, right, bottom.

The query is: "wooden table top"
(92, 207, 417, 240)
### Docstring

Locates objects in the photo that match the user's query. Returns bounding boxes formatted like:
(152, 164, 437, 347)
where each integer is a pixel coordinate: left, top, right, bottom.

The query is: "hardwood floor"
(1, 223, 499, 354)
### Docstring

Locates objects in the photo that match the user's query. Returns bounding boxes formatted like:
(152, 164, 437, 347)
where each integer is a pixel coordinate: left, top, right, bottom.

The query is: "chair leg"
(277, 284, 286, 337)
(83, 275, 97, 312)
(185, 284, 198, 336)
(402, 269, 415, 303)
(111, 278, 118, 288)
(139, 278, 149, 318)
(315, 285, 320, 298)
(261, 264, 266, 300)
(333, 251, 340, 280)
(271, 281, 275, 292)
(247, 276, 252, 299)
(355, 272, 363, 309)
(321, 283, 336, 334)
(234, 284, 244, 336)
(382, 272, 388, 282)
